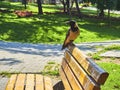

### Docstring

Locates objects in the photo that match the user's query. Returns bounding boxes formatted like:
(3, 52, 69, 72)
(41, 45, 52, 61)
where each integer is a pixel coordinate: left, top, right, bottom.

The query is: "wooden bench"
(6, 45, 109, 90)
(59, 45, 109, 90)
(6, 74, 53, 90)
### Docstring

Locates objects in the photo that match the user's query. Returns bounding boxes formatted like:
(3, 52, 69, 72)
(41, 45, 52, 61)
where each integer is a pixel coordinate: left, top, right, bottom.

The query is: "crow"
(61, 20, 80, 50)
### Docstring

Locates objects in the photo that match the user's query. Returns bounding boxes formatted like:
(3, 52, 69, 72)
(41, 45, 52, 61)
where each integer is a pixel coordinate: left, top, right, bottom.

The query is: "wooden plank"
(6, 74, 17, 90)
(35, 74, 44, 90)
(44, 76, 53, 90)
(62, 59, 83, 90)
(67, 46, 109, 85)
(64, 53, 100, 90)
(59, 67, 72, 90)
(14, 74, 26, 90)
(26, 74, 35, 90)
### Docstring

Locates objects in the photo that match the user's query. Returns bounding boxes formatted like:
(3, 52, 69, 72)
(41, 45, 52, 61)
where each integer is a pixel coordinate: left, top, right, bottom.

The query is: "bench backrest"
(59, 45, 109, 90)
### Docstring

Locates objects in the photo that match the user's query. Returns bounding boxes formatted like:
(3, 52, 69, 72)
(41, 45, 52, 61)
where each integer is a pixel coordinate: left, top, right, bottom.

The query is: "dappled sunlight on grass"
(0, 10, 69, 43)
(0, 2, 120, 44)
(77, 18, 120, 42)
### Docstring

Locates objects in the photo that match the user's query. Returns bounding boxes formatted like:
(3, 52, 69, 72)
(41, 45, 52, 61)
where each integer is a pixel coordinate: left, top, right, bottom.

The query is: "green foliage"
(47, 61, 56, 64)
(42, 61, 60, 76)
(116, 0, 120, 10)
(81, 8, 120, 18)
(89, 0, 96, 4)
(104, 44, 120, 50)
(0, 71, 20, 77)
(0, 71, 11, 77)
(98, 63, 120, 90)
(92, 0, 115, 11)
(91, 45, 120, 60)
(92, 53, 101, 60)
(97, 0, 105, 10)
(0, 1, 11, 8)
(90, 0, 118, 10)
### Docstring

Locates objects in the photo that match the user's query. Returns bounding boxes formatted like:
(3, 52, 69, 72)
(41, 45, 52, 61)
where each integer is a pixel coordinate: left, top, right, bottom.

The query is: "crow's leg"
(69, 40, 75, 46)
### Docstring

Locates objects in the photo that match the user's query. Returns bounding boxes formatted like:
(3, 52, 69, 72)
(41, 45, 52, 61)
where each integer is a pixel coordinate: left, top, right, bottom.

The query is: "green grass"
(41, 61, 60, 76)
(0, 71, 12, 77)
(104, 44, 120, 50)
(81, 8, 98, 16)
(0, 71, 20, 77)
(0, 2, 120, 44)
(92, 52, 102, 60)
(91, 44, 120, 60)
(81, 7, 120, 18)
(98, 63, 120, 90)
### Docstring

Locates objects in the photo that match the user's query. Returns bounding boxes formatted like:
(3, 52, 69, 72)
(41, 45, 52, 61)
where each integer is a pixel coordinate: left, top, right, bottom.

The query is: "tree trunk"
(66, 0, 70, 14)
(70, 0, 74, 11)
(22, 0, 27, 9)
(108, 9, 111, 26)
(37, 0, 43, 14)
(74, 0, 82, 19)
(98, 9, 104, 18)
(63, 0, 66, 13)
(24, 4, 26, 9)
(60, 0, 66, 13)
(63, 3, 66, 13)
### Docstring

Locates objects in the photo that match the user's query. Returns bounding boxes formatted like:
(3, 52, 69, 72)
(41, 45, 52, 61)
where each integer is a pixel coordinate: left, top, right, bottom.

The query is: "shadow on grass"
(0, 2, 120, 44)
(78, 18, 120, 41)
(0, 12, 69, 43)
(0, 1, 25, 11)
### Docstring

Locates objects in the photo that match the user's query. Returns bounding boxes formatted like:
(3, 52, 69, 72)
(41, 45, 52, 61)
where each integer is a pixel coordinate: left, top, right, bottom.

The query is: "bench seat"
(6, 74, 53, 90)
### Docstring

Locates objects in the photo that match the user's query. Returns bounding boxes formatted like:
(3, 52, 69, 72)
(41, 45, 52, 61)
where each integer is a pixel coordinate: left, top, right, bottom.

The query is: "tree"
(22, 0, 27, 9)
(116, 0, 120, 10)
(83, 0, 120, 18)
(59, 0, 66, 13)
(74, 0, 82, 18)
(37, 0, 43, 14)
(60, 0, 82, 19)
(66, 0, 70, 14)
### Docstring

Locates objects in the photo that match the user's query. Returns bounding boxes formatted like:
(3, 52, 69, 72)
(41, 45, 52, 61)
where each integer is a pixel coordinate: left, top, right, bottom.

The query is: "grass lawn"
(0, 1, 120, 44)
(98, 63, 120, 90)
(81, 7, 120, 18)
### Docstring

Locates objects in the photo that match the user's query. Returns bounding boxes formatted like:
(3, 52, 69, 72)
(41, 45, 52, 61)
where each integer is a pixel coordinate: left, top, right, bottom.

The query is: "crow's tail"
(61, 44, 67, 50)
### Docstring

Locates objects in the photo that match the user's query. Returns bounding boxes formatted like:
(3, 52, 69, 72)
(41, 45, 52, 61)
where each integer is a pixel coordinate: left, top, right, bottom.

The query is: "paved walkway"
(0, 40, 120, 73)
(0, 40, 120, 90)
(0, 41, 63, 73)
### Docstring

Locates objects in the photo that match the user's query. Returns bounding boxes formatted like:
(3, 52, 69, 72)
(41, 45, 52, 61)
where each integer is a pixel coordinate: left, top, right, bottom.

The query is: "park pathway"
(0, 40, 120, 73)
(0, 40, 120, 90)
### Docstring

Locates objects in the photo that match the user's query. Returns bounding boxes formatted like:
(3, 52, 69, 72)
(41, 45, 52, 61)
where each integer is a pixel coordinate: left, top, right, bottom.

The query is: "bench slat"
(35, 74, 44, 90)
(6, 74, 53, 90)
(64, 52, 100, 90)
(26, 74, 35, 90)
(59, 66, 72, 90)
(15, 74, 26, 90)
(67, 45, 109, 85)
(62, 58, 83, 90)
(6, 74, 17, 90)
(44, 76, 53, 90)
